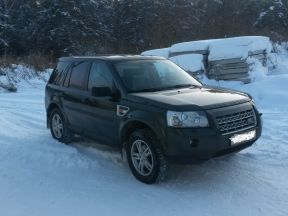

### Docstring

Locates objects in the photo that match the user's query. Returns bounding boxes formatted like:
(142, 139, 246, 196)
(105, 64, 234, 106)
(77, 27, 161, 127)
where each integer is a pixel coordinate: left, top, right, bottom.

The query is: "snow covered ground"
(0, 57, 288, 216)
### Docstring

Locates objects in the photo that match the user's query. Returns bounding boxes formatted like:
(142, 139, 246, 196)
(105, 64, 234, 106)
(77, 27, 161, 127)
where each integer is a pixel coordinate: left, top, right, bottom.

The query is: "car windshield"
(114, 59, 202, 93)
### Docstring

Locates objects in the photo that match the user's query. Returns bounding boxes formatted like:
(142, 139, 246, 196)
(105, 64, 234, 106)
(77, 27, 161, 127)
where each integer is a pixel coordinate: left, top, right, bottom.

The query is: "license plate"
(230, 130, 256, 146)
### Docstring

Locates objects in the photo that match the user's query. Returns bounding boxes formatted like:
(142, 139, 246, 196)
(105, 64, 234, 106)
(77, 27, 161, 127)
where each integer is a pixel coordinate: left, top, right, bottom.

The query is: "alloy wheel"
(131, 139, 154, 176)
(52, 113, 63, 139)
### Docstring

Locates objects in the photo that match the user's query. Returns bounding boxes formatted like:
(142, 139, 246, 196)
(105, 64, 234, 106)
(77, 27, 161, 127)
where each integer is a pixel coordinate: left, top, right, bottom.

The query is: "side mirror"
(92, 86, 112, 97)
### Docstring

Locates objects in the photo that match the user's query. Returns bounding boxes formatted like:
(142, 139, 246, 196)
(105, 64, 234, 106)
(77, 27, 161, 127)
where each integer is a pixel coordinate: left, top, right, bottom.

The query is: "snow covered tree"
(8, 0, 38, 55)
(112, 0, 147, 53)
(0, 0, 288, 59)
(33, 0, 115, 56)
(255, 0, 288, 40)
(0, 0, 15, 57)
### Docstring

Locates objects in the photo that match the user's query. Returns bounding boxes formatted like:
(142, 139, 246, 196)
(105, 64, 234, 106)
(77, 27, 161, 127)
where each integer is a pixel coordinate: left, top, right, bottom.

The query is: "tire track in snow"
(1, 84, 288, 216)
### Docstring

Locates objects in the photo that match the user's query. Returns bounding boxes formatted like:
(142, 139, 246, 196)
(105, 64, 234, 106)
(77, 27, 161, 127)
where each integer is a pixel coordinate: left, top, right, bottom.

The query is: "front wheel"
(126, 129, 168, 184)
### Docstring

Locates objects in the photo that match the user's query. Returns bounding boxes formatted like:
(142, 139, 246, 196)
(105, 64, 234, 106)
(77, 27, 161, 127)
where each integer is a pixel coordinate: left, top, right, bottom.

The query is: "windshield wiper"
(163, 84, 199, 90)
(131, 87, 166, 93)
(131, 84, 199, 93)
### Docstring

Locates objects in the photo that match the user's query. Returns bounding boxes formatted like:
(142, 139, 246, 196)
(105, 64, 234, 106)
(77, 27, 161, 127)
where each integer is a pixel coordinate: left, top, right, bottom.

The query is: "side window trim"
(63, 62, 73, 87)
(59, 62, 72, 86)
(87, 60, 99, 90)
(85, 61, 93, 91)
(48, 66, 57, 84)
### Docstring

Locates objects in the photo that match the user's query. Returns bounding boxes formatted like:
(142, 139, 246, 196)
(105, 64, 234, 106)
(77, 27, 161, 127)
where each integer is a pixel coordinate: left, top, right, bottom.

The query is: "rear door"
(61, 61, 91, 133)
(45, 61, 70, 110)
(82, 61, 118, 145)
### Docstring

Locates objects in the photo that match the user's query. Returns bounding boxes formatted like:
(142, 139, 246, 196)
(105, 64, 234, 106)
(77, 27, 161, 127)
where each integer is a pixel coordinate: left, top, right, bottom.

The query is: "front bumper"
(163, 111, 262, 164)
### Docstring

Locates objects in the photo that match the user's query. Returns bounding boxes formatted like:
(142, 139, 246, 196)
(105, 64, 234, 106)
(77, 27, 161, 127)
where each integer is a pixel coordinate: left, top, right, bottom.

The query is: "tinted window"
(114, 60, 201, 92)
(69, 61, 91, 90)
(49, 61, 69, 85)
(88, 62, 113, 90)
(63, 66, 71, 87)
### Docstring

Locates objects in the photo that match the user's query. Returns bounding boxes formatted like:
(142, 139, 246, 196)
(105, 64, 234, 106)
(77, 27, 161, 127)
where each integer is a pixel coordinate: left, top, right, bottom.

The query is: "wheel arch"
(120, 118, 165, 148)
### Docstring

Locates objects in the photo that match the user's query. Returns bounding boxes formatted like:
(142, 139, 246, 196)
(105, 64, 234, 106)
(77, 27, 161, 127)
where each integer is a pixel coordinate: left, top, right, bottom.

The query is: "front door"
(82, 61, 118, 145)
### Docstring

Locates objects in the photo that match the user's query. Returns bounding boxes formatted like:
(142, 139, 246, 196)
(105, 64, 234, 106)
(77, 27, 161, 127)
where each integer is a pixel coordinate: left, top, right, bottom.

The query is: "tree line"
(0, 0, 288, 59)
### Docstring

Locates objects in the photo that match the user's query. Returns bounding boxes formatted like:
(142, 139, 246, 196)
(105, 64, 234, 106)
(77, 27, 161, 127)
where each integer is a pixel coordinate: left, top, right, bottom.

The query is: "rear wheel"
(126, 129, 168, 184)
(49, 109, 72, 144)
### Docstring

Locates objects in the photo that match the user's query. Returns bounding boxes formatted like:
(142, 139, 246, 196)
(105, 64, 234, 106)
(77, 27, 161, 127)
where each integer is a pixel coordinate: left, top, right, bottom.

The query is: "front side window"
(69, 61, 91, 90)
(114, 59, 202, 93)
(88, 62, 113, 90)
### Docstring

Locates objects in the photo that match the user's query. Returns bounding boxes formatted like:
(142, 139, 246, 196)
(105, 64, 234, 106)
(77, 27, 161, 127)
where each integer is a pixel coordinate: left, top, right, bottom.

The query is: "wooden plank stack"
(142, 36, 271, 83)
(207, 50, 267, 83)
(168, 49, 268, 83)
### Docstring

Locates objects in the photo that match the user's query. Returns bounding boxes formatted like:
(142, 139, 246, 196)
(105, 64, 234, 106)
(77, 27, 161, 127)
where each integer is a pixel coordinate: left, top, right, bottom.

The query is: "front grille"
(215, 109, 256, 134)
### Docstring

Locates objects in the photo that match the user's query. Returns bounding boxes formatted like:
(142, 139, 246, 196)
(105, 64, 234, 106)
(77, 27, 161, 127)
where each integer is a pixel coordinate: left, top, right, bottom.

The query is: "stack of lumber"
(207, 50, 267, 83)
(141, 36, 272, 83)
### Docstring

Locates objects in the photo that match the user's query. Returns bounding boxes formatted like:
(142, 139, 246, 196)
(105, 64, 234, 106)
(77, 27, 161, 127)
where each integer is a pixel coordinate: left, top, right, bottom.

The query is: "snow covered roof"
(170, 39, 221, 54)
(208, 36, 272, 61)
(141, 48, 170, 58)
(142, 36, 272, 62)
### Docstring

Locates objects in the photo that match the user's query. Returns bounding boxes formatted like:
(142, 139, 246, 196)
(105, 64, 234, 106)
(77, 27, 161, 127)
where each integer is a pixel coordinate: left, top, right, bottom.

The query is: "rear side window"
(69, 61, 91, 90)
(49, 61, 69, 85)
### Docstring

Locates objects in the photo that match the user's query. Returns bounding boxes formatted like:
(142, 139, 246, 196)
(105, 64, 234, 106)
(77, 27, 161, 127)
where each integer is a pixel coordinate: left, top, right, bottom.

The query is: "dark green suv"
(45, 56, 262, 184)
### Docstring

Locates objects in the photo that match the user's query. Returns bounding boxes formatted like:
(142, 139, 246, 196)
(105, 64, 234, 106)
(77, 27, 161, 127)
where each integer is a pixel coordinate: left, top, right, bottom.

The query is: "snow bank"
(0, 64, 51, 91)
(0, 45, 288, 216)
(141, 47, 170, 58)
(1, 51, 288, 216)
(202, 73, 288, 111)
(169, 54, 204, 72)
(247, 57, 268, 81)
(201, 43, 288, 110)
(208, 36, 272, 61)
(268, 42, 288, 75)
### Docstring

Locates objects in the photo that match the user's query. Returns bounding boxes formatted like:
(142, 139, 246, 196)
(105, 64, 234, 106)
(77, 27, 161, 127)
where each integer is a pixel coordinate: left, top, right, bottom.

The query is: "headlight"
(167, 111, 209, 128)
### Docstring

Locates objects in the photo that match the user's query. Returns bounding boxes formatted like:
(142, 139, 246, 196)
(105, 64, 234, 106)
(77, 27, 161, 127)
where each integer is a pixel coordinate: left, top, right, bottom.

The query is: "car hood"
(127, 86, 251, 110)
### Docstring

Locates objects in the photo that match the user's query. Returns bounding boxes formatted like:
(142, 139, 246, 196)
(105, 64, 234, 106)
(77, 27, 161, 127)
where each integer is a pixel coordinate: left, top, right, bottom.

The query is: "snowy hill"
(0, 48, 288, 215)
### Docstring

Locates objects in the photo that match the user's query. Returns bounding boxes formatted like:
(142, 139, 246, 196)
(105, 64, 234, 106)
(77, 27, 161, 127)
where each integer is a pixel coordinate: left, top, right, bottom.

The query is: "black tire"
(126, 129, 168, 184)
(49, 108, 73, 144)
